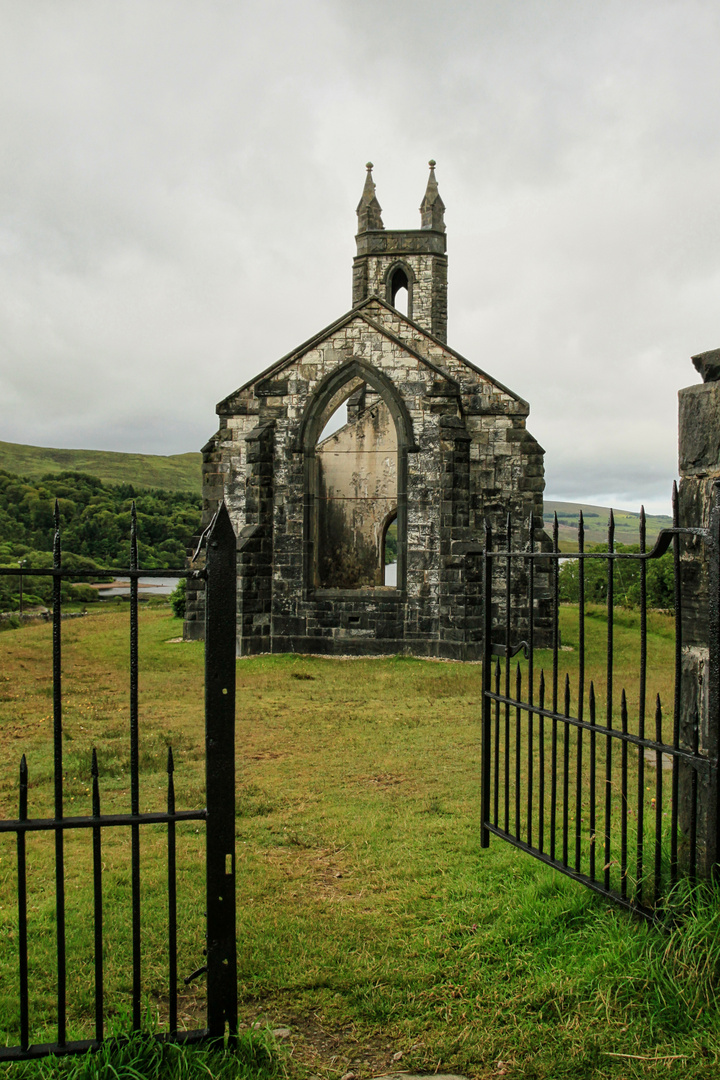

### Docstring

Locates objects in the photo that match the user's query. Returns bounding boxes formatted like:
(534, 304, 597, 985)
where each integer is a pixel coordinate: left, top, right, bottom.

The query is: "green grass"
(4, 1028, 282, 1080)
(0, 442, 201, 494)
(0, 608, 719, 1079)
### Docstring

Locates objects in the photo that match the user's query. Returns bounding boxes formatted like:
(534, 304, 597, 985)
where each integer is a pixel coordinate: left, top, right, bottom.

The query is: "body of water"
(98, 576, 179, 598)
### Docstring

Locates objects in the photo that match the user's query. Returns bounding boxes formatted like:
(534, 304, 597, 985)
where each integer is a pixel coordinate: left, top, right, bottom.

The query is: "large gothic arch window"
(300, 361, 412, 593)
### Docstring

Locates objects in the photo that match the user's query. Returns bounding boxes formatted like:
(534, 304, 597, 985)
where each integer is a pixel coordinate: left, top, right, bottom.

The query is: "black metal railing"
(0, 502, 237, 1060)
(480, 486, 714, 916)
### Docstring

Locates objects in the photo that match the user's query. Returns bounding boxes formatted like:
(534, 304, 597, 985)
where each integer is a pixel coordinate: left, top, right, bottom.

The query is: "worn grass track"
(0, 608, 719, 1080)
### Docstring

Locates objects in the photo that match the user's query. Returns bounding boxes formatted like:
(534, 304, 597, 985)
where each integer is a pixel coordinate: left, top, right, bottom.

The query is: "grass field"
(544, 500, 673, 550)
(0, 607, 719, 1079)
(0, 441, 201, 493)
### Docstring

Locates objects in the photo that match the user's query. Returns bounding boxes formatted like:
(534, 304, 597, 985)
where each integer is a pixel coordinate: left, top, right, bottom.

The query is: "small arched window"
(386, 262, 413, 320)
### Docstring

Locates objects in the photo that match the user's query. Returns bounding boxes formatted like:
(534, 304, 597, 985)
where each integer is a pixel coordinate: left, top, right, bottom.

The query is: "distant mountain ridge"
(544, 500, 672, 548)
(0, 439, 201, 493)
(0, 440, 671, 544)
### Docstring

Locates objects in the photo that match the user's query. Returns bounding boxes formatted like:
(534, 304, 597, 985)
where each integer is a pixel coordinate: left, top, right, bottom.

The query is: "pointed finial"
(357, 162, 384, 233)
(420, 159, 445, 232)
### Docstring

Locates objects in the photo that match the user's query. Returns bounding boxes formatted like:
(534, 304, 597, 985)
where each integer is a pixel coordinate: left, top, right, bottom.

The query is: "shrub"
(170, 578, 186, 619)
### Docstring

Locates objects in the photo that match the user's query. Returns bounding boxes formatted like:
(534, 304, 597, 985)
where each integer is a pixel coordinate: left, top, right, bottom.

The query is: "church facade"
(184, 163, 549, 659)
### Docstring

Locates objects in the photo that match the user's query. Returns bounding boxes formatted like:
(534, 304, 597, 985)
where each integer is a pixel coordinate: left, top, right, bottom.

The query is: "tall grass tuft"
(4, 1029, 283, 1080)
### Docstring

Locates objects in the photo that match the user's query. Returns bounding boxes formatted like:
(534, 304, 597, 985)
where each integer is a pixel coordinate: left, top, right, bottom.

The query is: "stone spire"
(420, 159, 445, 232)
(356, 162, 384, 233)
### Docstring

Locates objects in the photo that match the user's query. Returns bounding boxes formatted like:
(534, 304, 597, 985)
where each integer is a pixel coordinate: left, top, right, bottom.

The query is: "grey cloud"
(0, 0, 718, 513)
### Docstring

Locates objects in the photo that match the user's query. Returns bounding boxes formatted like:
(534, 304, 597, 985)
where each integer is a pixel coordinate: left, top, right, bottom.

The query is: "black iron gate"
(480, 489, 717, 916)
(0, 503, 237, 1060)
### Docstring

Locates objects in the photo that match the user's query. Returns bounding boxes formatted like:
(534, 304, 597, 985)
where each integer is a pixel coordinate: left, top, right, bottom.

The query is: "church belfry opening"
(352, 161, 448, 342)
(185, 162, 551, 659)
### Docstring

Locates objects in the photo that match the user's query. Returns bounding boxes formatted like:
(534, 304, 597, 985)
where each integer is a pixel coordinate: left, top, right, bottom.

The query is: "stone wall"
(677, 351, 720, 874)
(184, 296, 551, 658)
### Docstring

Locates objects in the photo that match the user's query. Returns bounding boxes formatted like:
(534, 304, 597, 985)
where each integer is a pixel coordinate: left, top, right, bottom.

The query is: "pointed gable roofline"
(216, 294, 527, 414)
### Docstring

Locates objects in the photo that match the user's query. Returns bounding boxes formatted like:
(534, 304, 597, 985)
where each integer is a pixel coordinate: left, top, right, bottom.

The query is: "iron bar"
(621, 690, 628, 900)
(481, 693, 701, 761)
(480, 521, 493, 848)
(493, 658, 500, 828)
(17, 755, 29, 1051)
(0, 810, 206, 835)
(504, 515, 511, 837)
(562, 675, 570, 867)
(576, 511, 585, 874)
(654, 695, 663, 900)
(204, 504, 238, 1041)
(589, 683, 597, 881)
(515, 663, 522, 840)
(52, 502, 67, 1047)
(527, 514, 535, 848)
(129, 503, 141, 1031)
(0, 567, 204, 579)
(604, 510, 615, 893)
(483, 823, 656, 921)
(637, 506, 647, 905)
(91, 749, 103, 1043)
(539, 670, 545, 853)
(690, 708, 699, 880)
(167, 747, 178, 1037)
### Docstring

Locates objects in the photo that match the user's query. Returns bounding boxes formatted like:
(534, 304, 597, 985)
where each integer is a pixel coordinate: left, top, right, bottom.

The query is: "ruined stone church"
(184, 163, 548, 658)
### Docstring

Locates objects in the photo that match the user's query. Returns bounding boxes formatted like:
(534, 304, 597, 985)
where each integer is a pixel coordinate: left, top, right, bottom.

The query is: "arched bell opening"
(384, 261, 415, 321)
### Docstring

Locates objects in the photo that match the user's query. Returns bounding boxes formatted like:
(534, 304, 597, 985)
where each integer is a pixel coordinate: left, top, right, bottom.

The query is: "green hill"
(0, 441, 673, 548)
(0, 440, 201, 493)
(544, 499, 673, 549)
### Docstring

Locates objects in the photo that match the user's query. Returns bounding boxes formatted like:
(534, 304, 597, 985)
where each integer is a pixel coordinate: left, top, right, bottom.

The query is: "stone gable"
(185, 165, 551, 658)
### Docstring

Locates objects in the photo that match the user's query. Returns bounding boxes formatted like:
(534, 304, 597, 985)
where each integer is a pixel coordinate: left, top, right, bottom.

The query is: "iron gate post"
(705, 495, 720, 875)
(480, 522, 492, 848)
(204, 504, 238, 1040)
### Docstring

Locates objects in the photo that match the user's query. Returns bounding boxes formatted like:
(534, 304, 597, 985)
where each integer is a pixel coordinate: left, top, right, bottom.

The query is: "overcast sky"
(1, 0, 718, 514)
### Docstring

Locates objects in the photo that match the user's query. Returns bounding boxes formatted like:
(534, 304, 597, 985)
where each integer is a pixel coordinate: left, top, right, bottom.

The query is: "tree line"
(558, 543, 675, 611)
(0, 469, 200, 610)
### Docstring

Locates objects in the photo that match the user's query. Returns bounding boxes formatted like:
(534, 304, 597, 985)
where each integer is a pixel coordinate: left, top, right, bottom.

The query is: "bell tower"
(352, 161, 448, 343)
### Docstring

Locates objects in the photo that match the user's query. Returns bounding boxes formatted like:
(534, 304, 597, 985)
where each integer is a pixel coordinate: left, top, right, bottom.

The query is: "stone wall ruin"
(185, 163, 551, 658)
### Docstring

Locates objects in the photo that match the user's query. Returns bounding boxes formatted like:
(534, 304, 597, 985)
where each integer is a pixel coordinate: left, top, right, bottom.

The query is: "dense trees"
(0, 470, 201, 610)
(558, 543, 675, 611)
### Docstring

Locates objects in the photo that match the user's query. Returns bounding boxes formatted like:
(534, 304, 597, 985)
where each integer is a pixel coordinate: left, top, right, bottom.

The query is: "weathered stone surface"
(692, 347, 720, 383)
(678, 361, 720, 875)
(184, 165, 551, 658)
(679, 381, 720, 473)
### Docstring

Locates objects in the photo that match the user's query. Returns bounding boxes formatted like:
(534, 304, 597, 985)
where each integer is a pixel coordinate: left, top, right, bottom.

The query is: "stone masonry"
(184, 163, 550, 659)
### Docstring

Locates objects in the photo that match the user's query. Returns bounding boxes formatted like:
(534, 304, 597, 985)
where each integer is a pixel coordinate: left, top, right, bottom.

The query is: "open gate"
(480, 494, 718, 916)
(0, 504, 237, 1060)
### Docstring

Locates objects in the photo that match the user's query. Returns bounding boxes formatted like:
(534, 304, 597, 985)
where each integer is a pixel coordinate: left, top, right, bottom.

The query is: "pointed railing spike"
(19, 755, 28, 819)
